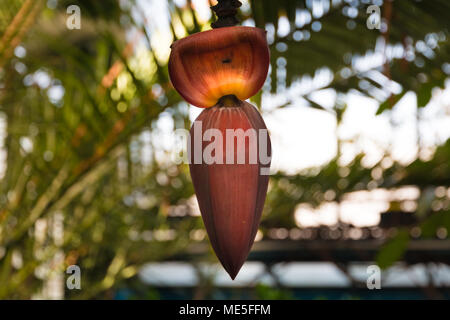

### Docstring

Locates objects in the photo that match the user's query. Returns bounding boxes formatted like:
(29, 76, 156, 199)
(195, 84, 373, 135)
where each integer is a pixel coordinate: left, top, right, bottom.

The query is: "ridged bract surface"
(189, 99, 271, 279)
(169, 26, 270, 108)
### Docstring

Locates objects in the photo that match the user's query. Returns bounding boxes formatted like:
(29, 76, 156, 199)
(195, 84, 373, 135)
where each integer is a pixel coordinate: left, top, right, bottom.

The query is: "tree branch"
(211, 0, 242, 29)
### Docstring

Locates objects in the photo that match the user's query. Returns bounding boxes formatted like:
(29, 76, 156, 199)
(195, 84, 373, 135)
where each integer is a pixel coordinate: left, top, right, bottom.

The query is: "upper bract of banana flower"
(169, 26, 270, 108)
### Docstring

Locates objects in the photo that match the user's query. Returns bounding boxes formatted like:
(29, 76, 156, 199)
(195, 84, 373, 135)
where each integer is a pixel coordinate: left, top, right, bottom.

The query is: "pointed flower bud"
(169, 25, 271, 279)
(189, 97, 271, 279)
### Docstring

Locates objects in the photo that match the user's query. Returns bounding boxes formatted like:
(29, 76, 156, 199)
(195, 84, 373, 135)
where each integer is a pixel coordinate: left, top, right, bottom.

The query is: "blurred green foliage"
(0, 0, 449, 299)
(255, 283, 293, 300)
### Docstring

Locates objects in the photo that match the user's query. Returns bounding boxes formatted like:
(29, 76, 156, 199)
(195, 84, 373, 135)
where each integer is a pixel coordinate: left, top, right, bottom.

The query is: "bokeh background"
(0, 0, 450, 300)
